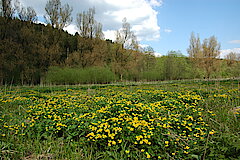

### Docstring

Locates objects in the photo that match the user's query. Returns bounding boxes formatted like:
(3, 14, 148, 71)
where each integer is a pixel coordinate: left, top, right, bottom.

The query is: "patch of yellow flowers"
(1, 86, 235, 159)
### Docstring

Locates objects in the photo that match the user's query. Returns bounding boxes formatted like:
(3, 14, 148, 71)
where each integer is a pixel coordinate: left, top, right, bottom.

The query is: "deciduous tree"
(187, 33, 221, 78)
(1, 0, 14, 18)
(76, 7, 104, 39)
(44, 0, 72, 29)
(14, 0, 37, 22)
(202, 36, 221, 78)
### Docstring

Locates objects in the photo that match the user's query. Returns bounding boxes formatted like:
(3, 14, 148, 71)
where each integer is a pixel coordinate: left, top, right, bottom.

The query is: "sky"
(18, 0, 240, 57)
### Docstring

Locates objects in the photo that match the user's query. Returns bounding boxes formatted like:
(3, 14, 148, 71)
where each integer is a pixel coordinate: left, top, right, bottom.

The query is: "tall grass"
(44, 66, 117, 85)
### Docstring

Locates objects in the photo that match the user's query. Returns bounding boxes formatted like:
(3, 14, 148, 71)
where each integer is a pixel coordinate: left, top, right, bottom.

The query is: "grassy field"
(0, 80, 239, 159)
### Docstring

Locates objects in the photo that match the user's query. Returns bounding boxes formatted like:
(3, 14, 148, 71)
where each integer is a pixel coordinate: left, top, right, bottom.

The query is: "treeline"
(0, 18, 240, 85)
(0, 0, 240, 85)
(143, 50, 240, 81)
(0, 16, 156, 85)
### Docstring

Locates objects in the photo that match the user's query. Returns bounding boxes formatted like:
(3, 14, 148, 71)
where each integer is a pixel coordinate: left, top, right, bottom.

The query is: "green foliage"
(45, 66, 117, 84)
(140, 52, 196, 81)
(0, 80, 239, 159)
(141, 70, 163, 81)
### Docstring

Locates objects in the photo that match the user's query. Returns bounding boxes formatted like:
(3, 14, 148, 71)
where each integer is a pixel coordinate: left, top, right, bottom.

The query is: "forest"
(0, 0, 240, 85)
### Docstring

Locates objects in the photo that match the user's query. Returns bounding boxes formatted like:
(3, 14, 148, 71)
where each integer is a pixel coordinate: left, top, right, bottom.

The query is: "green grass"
(0, 80, 239, 159)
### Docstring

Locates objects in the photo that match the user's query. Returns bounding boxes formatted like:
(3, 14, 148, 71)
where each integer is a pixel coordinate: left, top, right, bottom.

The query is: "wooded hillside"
(0, 0, 239, 85)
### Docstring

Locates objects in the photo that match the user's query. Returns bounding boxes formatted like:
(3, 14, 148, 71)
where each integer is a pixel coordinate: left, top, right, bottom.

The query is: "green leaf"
(191, 154, 199, 160)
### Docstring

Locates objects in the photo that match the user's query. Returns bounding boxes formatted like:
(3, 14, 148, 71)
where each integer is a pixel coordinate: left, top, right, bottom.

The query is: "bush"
(44, 66, 117, 84)
(141, 70, 163, 81)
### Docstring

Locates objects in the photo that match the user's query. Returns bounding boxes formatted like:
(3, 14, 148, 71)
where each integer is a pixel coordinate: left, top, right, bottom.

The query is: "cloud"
(36, 20, 46, 26)
(139, 44, 150, 49)
(103, 30, 117, 41)
(148, 0, 162, 7)
(18, 0, 162, 41)
(228, 40, 240, 44)
(220, 48, 240, 58)
(63, 24, 78, 35)
(164, 29, 172, 33)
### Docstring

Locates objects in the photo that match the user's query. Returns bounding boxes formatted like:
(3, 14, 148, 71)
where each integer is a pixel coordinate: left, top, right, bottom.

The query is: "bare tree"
(202, 36, 221, 78)
(115, 17, 135, 49)
(187, 33, 221, 78)
(225, 52, 238, 66)
(14, 0, 37, 22)
(1, 0, 14, 18)
(76, 7, 104, 39)
(58, 3, 72, 29)
(44, 0, 72, 29)
(187, 32, 202, 59)
(113, 18, 140, 80)
(95, 22, 104, 39)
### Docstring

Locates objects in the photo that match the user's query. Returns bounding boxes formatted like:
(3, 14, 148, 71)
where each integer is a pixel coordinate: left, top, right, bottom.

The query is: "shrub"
(44, 66, 117, 84)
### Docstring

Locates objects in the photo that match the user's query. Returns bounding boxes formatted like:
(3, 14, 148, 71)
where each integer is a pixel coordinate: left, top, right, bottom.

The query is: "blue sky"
(146, 0, 240, 56)
(19, 0, 240, 57)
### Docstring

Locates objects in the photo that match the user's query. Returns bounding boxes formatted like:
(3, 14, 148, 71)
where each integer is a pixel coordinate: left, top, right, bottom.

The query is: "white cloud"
(154, 52, 162, 57)
(228, 40, 240, 44)
(103, 30, 117, 41)
(63, 24, 78, 35)
(139, 44, 150, 49)
(220, 48, 240, 58)
(36, 20, 46, 26)
(19, 0, 162, 41)
(148, 0, 162, 7)
(164, 29, 172, 33)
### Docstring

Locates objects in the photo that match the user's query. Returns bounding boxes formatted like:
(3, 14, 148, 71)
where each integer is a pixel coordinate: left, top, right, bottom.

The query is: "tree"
(225, 52, 238, 66)
(111, 18, 141, 80)
(162, 51, 191, 80)
(44, 0, 72, 29)
(142, 46, 156, 71)
(14, 0, 37, 22)
(223, 52, 240, 78)
(187, 32, 202, 59)
(202, 36, 221, 78)
(76, 8, 104, 39)
(1, 0, 14, 18)
(115, 17, 138, 49)
(187, 33, 221, 78)
(69, 8, 105, 69)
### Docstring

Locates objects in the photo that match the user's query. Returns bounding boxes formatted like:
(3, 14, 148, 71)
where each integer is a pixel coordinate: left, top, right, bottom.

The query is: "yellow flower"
(112, 141, 116, 145)
(125, 150, 130, 154)
(141, 149, 145, 152)
(209, 130, 215, 135)
(146, 152, 151, 158)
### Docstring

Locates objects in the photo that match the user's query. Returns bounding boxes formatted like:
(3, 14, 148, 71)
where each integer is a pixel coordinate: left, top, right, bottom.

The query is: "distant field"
(0, 80, 239, 159)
